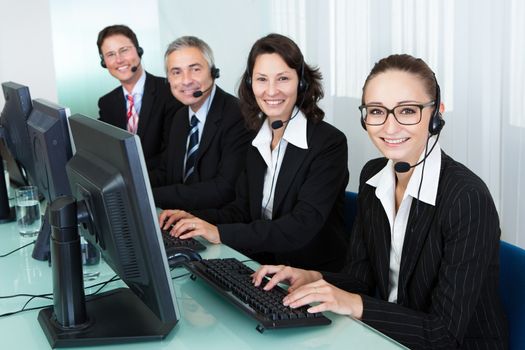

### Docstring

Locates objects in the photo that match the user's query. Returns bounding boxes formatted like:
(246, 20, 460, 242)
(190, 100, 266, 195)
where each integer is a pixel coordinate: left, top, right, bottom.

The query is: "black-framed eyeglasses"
(358, 101, 435, 126)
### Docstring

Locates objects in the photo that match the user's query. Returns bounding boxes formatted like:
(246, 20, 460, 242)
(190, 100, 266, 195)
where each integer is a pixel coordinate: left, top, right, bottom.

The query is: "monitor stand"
(32, 206, 50, 261)
(37, 196, 176, 348)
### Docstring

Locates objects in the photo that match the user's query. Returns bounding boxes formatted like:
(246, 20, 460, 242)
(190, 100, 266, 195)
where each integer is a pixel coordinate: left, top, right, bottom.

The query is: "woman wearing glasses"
(253, 54, 508, 349)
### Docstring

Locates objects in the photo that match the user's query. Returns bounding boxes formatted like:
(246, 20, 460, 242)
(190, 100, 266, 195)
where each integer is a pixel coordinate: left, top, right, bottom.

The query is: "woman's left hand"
(171, 217, 221, 244)
(283, 279, 363, 319)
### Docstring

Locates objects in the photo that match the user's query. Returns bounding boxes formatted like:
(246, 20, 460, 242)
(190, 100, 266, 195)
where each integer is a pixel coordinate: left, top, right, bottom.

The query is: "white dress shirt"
(252, 108, 308, 219)
(122, 69, 146, 115)
(366, 137, 442, 303)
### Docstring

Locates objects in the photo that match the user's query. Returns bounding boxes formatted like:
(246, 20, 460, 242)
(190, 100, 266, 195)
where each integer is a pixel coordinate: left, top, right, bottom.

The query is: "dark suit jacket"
(149, 86, 253, 210)
(324, 152, 508, 349)
(98, 72, 183, 170)
(194, 120, 349, 272)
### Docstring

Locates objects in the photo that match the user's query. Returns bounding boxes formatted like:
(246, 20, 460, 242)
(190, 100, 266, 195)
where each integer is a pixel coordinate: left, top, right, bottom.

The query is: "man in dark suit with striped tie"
(97, 25, 183, 170)
(149, 36, 252, 210)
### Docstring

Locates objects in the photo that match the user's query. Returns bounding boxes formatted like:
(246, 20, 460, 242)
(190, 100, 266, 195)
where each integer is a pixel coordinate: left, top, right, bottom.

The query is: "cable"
(0, 274, 120, 318)
(262, 139, 283, 219)
(0, 240, 35, 258)
(414, 132, 441, 216)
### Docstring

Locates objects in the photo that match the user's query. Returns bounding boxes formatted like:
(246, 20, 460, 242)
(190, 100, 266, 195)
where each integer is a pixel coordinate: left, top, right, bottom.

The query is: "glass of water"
(15, 186, 41, 237)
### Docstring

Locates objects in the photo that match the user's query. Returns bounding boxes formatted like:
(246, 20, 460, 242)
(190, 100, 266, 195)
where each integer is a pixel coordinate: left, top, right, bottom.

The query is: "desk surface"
(0, 220, 406, 349)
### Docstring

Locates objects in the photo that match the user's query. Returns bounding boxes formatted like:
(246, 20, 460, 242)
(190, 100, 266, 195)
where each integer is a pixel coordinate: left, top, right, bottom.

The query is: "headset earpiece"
(100, 55, 106, 68)
(297, 61, 308, 93)
(137, 46, 144, 57)
(360, 117, 367, 130)
(428, 78, 445, 135)
(211, 66, 220, 79)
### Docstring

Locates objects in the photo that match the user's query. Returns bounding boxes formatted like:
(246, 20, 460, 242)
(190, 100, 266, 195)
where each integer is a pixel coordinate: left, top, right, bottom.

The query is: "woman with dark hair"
(252, 54, 508, 348)
(160, 33, 348, 272)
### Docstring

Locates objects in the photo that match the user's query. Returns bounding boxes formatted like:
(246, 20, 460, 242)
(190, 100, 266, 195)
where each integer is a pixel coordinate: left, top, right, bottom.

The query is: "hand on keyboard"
(184, 258, 331, 331)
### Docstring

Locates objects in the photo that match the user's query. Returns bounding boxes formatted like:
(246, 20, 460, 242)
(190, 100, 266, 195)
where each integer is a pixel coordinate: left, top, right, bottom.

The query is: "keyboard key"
(162, 230, 206, 252)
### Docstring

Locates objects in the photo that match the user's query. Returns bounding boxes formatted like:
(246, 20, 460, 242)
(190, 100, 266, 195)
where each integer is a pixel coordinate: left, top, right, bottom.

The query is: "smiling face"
(363, 69, 435, 166)
(100, 34, 142, 88)
(251, 53, 299, 124)
(166, 46, 214, 112)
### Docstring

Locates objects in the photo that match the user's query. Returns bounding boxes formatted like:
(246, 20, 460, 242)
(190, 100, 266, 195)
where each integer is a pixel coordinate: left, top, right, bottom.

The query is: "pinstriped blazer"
(324, 152, 508, 349)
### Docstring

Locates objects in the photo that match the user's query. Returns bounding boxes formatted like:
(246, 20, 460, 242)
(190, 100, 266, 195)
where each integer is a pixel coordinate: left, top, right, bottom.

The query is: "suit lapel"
(195, 88, 222, 166)
(271, 121, 314, 214)
(170, 109, 190, 182)
(137, 73, 154, 137)
(248, 149, 267, 219)
(113, 89, 127, 129)
(371, 199, 392, 300)
(397, 199, 436, 303)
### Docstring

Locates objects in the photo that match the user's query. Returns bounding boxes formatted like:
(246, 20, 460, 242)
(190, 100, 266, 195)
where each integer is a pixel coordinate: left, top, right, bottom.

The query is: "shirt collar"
(122, 69, 146, 97)
(188, 84, 216, 124)
(366, 137, 442, 206)
(252, 107, 308, 150)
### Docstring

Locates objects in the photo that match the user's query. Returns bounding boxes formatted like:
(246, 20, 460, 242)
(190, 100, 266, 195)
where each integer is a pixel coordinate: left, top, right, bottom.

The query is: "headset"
(360, 75, 444, 136)
(210, 65, 220, 79)
(245, 58, 308, 94)
(192, 64, 221, 98)
(100, 46, 144, 69)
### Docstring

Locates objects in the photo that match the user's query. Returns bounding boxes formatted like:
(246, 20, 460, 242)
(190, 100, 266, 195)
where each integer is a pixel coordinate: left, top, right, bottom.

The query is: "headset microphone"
(131, 66, 138, 73)
(192, 84, 213, 98)
(394, 131, 441, 173)
(270, 82, 308, 130)
(271, 120, 285, 129)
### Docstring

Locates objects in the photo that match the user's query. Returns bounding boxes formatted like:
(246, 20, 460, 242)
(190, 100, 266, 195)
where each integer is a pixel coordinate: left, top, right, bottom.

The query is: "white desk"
(0, 220, 406, 349)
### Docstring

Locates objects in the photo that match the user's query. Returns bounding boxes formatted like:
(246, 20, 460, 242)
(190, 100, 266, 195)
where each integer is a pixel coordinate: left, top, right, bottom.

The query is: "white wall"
(1, 0, 524, 248)
(0, 0, 57, 107)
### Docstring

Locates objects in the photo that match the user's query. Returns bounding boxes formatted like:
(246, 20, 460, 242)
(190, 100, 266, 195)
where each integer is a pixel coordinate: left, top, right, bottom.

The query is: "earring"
(257, 111, 264, 119)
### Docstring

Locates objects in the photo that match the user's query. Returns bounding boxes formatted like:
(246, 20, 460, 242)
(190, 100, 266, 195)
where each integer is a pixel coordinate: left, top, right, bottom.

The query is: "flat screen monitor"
(27, 98, 72, 203)
(26, 99, 72, 261)
(0, 81, 35, 184)
(38, 114, 178, 347)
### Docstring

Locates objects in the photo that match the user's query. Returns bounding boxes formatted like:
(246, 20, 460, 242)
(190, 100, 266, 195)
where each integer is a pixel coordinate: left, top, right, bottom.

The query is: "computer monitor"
(0, 82, 35, 184)
(0, 82, 34, 222)
(26, 99, 73, 261)
(38, 114, 178, 347)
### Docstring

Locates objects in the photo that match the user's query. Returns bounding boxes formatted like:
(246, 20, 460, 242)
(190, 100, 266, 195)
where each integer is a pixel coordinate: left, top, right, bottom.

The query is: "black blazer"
(195, 120, 349, 272)
(98, 72, 183, 170)
(324, 152, 508, 349)
(149, 86, 253, 210)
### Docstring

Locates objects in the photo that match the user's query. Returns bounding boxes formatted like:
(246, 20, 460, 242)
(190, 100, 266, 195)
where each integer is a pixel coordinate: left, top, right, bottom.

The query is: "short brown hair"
(96, 24, 140, 55)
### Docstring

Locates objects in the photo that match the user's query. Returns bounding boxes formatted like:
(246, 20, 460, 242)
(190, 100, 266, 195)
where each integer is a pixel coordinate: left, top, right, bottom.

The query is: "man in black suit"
(97, 25, 182, 170)
(149, 36, 252, 210)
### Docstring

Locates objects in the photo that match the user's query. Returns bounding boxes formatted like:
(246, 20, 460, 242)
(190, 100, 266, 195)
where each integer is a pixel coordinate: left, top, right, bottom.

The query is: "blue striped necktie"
(184, 115, 199, 182)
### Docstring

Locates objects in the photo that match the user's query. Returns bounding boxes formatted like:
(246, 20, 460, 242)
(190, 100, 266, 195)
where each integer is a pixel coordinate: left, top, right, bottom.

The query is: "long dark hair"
(238, 33, 324, 130)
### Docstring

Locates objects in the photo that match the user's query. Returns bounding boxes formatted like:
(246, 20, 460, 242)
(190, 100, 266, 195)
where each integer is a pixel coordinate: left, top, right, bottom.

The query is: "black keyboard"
(162, 230, 206, 253)
(184, 258, 331, 332)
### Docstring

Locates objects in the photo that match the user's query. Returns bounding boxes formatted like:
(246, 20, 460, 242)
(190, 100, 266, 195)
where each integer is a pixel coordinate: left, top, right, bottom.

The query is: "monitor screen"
(38, 114, 178, 347)
(0, 81, 35, 184)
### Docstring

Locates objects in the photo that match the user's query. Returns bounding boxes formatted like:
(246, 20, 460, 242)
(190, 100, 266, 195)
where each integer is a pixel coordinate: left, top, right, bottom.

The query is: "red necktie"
(126, 94, 138, 134)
